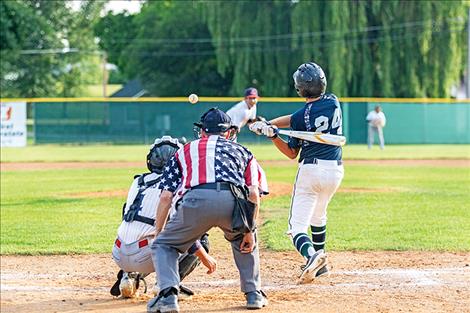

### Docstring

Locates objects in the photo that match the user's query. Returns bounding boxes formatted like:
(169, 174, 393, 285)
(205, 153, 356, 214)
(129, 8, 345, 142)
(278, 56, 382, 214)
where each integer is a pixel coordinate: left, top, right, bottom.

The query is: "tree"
(205, 0, 294, 96)
(94, 11, 136, 83)
(121, 1, 230, 96)
(204, 0, 467, 97)
(0, 0, 104, 97)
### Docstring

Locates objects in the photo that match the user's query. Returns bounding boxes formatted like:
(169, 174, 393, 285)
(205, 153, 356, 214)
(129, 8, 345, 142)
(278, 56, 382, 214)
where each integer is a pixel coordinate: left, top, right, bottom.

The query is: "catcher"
(110, 136, 216, 298)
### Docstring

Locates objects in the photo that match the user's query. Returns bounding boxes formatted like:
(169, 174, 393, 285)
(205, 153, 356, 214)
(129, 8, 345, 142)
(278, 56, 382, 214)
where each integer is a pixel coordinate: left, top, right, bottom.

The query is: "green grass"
(0, 167, 139, 254)
(1, 144, 469, 254)
(260, 164, 470, 252)
(2, 144, 469, 162)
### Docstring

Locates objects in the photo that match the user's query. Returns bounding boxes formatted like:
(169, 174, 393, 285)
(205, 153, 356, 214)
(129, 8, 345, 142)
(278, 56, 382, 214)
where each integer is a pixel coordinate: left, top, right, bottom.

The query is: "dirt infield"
(1, 159, 469, 171)
(1, 241, 469, 313)
(2, 158, 469, 312)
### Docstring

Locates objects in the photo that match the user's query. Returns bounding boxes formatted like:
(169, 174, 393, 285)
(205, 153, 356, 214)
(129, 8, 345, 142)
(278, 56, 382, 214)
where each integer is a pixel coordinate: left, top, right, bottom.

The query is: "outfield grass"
(260, 164, 470, 252)
(1, 144, 469, 162)
(0, 167, 139, 254)
(1, 144, 469, 254)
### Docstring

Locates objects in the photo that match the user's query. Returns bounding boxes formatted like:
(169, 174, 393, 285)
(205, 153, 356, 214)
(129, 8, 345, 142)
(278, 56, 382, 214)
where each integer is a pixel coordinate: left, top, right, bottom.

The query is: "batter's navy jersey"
(288, 93, 343, 161)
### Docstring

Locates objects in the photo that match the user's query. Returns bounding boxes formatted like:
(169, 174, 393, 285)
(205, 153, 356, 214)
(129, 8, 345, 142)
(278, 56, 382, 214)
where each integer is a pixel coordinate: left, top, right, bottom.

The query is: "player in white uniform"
(366, 105, 386, 149)
(110, 136, 216, 298)
(226, 87, 259, 137)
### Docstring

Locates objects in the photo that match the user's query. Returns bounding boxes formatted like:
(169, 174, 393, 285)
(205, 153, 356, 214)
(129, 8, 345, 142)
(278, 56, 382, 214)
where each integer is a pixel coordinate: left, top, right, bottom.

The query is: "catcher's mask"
(193, 107, 238, 141)
(146, 136, 183, 173)
(293, 62, 327, 98)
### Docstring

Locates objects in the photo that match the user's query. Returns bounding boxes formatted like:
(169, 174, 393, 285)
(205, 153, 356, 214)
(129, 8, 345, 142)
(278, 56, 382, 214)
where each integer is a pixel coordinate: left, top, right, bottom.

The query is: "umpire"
(147, 108, 268, 313)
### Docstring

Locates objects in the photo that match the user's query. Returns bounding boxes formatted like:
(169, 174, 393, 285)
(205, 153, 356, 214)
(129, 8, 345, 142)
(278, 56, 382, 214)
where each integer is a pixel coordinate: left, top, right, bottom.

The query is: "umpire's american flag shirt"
(158, 135, 263, 194)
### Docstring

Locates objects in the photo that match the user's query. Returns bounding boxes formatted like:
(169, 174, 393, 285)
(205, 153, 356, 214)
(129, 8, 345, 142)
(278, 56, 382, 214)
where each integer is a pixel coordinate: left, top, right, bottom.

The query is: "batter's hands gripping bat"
(277, 129, 346, 147)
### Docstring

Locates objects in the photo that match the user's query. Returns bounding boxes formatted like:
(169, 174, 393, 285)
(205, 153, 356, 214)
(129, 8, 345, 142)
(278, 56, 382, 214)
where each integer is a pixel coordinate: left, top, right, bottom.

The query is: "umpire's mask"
(146, 136, 183, 173)
(193, 107, 238, 140)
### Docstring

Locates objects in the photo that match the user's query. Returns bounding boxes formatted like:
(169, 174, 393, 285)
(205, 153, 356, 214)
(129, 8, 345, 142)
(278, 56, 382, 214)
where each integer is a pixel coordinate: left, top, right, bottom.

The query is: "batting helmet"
(146, 136, 183, 173)
(292, 62, 327, 98)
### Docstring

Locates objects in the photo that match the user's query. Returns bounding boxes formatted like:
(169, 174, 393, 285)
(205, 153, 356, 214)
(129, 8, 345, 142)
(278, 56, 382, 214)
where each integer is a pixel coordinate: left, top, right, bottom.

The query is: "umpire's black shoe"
(299, 250, 327, 284)
(178, 284, 194, 300)
(245, 290, 268, 310)
(147, 287, 179, 313)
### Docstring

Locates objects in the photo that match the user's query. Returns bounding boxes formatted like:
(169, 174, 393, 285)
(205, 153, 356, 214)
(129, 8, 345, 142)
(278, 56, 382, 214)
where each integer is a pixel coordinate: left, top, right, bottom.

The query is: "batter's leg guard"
(293, 233, 315, 259)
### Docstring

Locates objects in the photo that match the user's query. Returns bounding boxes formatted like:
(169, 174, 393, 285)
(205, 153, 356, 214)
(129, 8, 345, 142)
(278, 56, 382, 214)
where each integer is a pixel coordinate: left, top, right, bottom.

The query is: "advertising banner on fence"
(1, 102, 27, 147)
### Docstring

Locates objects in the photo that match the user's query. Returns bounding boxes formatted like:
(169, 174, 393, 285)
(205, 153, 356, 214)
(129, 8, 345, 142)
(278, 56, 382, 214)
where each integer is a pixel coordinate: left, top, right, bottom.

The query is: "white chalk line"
(1, 285, 109, 293)
(1, 267, 469, 293)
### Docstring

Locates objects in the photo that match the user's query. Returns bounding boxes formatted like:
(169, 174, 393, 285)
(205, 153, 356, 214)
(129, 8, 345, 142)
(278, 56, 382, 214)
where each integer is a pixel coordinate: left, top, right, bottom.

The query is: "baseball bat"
(277, 130, 346, 146)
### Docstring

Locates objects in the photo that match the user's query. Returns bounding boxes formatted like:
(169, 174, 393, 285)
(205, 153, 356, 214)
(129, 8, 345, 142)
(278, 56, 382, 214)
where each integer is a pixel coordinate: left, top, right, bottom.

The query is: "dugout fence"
(2, 97, 469, 144)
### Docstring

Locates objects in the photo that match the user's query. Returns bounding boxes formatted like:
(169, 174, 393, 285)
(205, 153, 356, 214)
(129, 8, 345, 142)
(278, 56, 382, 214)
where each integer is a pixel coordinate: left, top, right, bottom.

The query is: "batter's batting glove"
(249, 121, 267, 135)
(261, 124, 278, 139)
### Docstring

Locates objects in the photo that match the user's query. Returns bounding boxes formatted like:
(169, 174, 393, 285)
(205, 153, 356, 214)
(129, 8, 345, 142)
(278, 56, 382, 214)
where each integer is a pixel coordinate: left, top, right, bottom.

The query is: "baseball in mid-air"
(188, 93, 199, 104)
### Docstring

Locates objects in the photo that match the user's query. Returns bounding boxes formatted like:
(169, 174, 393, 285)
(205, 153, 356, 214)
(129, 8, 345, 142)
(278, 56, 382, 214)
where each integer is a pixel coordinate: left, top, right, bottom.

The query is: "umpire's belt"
(303, 158, 343, 166)
(192, 182, 232, 191)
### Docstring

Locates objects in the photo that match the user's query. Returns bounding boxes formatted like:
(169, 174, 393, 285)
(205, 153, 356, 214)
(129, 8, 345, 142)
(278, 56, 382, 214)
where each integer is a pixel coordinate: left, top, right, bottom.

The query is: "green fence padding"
(33, 101, 470, 144)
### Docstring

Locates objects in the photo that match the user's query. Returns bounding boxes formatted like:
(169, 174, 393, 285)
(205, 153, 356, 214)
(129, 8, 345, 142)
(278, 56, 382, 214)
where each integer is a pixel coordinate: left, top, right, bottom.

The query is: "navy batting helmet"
(146, 136, 183, 173)
(292, 62, 327, 98)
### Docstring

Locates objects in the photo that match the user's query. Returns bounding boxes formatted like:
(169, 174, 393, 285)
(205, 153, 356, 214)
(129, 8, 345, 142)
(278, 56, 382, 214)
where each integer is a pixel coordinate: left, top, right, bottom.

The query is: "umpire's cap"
(293, 62, 327, 98)
(194, 107, 232, 133)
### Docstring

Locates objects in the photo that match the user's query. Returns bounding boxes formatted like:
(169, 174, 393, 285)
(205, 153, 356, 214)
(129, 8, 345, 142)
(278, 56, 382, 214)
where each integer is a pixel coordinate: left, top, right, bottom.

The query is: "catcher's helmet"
(292, 62, 327, 98)
(146, 136, 183, 173)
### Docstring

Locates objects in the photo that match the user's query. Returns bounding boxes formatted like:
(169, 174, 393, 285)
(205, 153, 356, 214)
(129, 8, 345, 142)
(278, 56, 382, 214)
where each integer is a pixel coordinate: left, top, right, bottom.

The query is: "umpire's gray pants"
(152, 188, 261, 293)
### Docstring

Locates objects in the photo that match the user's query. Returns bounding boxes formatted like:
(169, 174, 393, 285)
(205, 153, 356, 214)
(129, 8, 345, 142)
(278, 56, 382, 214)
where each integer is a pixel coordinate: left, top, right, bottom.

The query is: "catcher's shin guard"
(178, 233, 210, 281)
(199, 233, 210, 253)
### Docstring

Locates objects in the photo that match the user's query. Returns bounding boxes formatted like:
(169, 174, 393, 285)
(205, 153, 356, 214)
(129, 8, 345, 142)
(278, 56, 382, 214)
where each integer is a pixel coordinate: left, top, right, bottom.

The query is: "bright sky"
(68, 0, 142, 15)
(104, 0, 142, 14)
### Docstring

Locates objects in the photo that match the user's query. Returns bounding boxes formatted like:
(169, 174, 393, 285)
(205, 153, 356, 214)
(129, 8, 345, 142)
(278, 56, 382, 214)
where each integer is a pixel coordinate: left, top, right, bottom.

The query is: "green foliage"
(1, 1, 468, 97)
(120, 1, 230, 96)
(204, 0, 294, 96)
(0, 0, 104, 97)
(202, 0, 467, 97)
(0, 0, 62, 97)
(94, 12, 136, 82)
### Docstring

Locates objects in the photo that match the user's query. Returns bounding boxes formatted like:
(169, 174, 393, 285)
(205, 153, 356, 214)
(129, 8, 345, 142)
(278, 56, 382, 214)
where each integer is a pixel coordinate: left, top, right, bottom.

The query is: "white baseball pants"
(287, 159, 344, 237)
(112, 236, 155, 274)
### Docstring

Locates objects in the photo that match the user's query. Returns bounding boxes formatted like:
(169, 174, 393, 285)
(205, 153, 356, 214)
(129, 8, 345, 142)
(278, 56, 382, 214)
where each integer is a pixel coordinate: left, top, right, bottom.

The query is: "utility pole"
(102, 51, 108, 97)
(467, 7, 470, 98)
(466, 7, 470, 99)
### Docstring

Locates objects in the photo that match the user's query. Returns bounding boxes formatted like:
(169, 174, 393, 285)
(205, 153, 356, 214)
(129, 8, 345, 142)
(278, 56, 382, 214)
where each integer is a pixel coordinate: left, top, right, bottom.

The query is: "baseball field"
(1, 144, 469, 312)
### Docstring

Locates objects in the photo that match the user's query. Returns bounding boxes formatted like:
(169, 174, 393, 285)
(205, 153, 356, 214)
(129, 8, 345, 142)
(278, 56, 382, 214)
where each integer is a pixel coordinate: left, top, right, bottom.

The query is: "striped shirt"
(159, 135, 263, 193)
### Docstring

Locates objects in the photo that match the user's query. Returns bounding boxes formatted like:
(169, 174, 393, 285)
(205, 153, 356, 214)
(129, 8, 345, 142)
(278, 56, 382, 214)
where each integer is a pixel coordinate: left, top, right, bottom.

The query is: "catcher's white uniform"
(113, 172, 163, 274)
